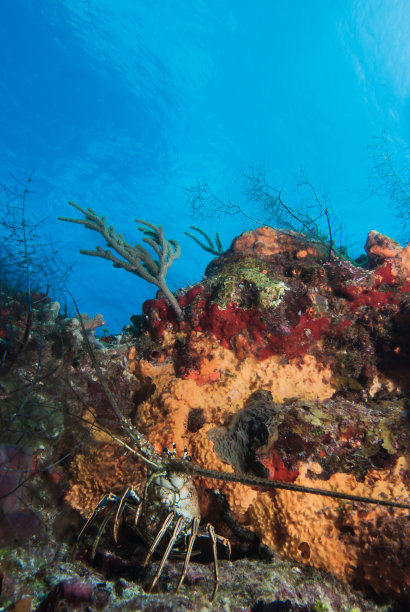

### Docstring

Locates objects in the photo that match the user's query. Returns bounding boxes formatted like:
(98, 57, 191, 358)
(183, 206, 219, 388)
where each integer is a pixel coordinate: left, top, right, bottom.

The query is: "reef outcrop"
(69, 227, 410, 600)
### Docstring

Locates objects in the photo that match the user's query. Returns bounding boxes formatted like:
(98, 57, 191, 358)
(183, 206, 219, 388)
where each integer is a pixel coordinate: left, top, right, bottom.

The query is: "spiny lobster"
(75, 304, 410, 602)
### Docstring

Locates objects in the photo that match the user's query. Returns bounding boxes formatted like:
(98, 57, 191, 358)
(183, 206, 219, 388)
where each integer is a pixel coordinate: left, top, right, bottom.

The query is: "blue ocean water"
(1, 0, 409, 332)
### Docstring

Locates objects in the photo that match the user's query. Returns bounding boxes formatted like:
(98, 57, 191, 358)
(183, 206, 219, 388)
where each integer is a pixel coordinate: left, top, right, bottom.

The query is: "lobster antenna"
(170, 459, 410, 511)
(71, 295, 161, 470)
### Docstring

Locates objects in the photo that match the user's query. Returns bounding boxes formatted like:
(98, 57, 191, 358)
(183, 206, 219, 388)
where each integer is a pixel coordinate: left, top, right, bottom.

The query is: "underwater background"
(1, 0, 409, 330)
(1, 3, 410, 610)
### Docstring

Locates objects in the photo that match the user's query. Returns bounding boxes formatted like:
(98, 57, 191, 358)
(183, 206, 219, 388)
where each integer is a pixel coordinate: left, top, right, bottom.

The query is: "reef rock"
(69, 227, 410, 601)
(365, 229, 410, 280)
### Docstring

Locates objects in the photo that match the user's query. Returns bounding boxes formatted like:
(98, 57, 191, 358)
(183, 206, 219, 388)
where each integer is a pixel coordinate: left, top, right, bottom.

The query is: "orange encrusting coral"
(67, 442, 146, 516)
(231, 226, 320, 259)
(127, 337, 409, 597)
(131, 334, 335, 457)
(244, 457, 409, 597)
(365, 230, 410, 285)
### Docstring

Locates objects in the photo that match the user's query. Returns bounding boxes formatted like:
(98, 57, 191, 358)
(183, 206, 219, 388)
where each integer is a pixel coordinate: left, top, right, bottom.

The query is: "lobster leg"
(148, 515, 184, 593)
(78, 492, 121, 541)
(142, 511, 175, 566)
(113, 486, 141, 542)
(91, 504, 118, 558)
(216, 533, 231, 561)
(175, 516, 199, 593)
(77, 488, 145, 561)
(207, 524, 219, 602)
(206, 524, 231, 601)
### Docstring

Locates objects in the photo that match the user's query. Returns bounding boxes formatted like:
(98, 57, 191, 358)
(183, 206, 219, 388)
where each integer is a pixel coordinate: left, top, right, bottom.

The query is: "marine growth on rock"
(1, 226, 409, 609)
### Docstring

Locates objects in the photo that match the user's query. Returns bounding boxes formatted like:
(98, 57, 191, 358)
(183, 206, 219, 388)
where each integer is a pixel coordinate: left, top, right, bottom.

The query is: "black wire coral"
(59, 202, 183, 320)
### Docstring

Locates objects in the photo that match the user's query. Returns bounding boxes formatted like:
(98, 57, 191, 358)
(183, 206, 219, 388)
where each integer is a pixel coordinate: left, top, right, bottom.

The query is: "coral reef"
(2, 226, 409, 608)
(122, 227, 409, 598)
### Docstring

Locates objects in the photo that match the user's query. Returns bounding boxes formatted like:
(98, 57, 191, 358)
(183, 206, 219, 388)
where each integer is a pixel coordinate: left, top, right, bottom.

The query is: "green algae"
(331, 374, 364, 393)
(208, 257, 287, 309)
(313, 601, 329, 612)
